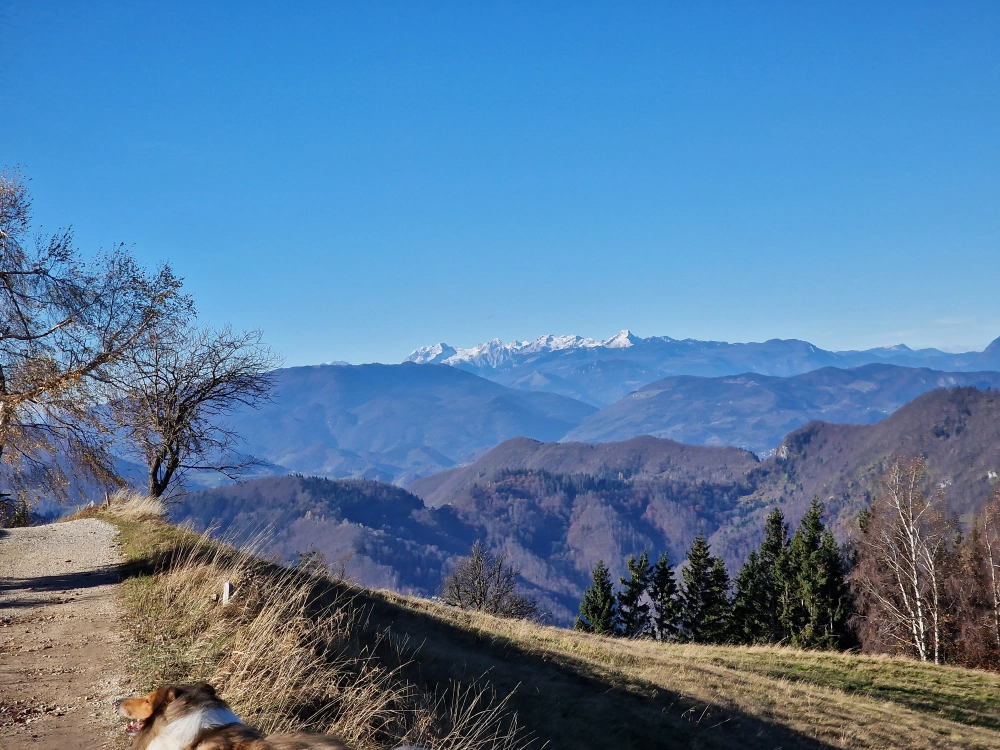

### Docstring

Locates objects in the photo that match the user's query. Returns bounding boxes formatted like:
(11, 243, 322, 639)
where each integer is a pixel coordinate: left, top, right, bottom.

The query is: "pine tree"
(783, 498, 849, 649)
(576, 560, 616, 635)
(731, 550, 764, 643)
(616, 551, 653, 637)
(731, 508, 790, 644)
(679, 532, 731, 643)
(703, 556, 732, 642)
(650, 551, 680, 641)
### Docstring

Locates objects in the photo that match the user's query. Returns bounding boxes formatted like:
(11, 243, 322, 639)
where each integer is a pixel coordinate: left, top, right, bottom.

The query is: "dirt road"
(0, 519, 128, 749)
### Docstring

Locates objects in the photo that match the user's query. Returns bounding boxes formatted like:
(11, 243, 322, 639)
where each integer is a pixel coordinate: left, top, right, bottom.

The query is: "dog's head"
(116, 682, 240, 749)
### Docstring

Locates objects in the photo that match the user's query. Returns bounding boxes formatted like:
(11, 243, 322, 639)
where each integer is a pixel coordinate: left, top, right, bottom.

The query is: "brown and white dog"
(115, 682, 353, 750)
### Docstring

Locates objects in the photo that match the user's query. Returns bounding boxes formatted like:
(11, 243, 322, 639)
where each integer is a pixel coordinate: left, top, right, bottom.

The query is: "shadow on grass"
(111, 522, 838, 750)
(321, 583, 840, 750)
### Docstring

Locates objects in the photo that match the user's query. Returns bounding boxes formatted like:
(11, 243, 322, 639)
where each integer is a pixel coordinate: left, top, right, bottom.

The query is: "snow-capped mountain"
(404, 331, 1000, 407)
(406, 329, 648, 367)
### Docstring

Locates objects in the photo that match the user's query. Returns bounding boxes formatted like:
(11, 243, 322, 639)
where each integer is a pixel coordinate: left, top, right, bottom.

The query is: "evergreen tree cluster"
(576, 498, 851, 648)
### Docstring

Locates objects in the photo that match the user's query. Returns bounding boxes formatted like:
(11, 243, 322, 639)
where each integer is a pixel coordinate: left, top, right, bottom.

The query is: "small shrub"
(0, 492, 33, 527)
(442, 541, 537, 620)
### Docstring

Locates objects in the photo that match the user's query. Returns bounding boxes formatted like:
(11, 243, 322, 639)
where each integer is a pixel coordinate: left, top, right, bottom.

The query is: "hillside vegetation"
(98, 502, 1000, 750)
(180, 387, 1000, 626)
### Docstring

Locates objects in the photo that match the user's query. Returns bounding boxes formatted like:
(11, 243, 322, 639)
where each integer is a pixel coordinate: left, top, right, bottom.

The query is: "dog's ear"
(193, 682, 217, 697)
(150, 685, 181, 711)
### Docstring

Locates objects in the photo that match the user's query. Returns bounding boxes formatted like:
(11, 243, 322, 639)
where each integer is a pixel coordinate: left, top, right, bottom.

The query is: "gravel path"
(0, 519, 128, 749)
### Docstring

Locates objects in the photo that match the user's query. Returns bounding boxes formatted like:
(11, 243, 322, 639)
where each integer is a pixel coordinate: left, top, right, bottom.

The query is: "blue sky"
(3, 1, 998, 365)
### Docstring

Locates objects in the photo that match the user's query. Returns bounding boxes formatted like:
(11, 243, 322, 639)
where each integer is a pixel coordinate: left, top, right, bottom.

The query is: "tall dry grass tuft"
(424, 684, 530, 750)
(100, 489, 167, 522)
(120, 526, 533, 750)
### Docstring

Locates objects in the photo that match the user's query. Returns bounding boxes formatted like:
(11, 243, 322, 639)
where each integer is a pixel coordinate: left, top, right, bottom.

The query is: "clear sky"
(3, 1, 998, 365)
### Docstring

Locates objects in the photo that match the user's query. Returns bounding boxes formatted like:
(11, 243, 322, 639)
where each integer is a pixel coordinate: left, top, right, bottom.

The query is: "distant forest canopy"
(177, 386, 1000, 629)
(581, 457, 1000, 671)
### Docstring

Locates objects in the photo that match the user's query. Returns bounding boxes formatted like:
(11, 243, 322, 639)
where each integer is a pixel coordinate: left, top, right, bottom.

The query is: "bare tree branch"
(0, 167, 186, 503)
(442, 540, 538, 620)
(105, 322, 281, 498)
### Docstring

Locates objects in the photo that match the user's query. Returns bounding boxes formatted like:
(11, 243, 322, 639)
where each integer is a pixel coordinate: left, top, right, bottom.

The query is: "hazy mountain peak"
(405, 342, 457, 364)
(601, 329, 639, 348)
(867, 344, 914, 355)
(405, 331, 622, 368)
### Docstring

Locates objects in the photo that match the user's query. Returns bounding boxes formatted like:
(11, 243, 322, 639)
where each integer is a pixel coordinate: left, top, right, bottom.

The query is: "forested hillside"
(179, 387, 1000, 627)
(218, 361, 1000, 488)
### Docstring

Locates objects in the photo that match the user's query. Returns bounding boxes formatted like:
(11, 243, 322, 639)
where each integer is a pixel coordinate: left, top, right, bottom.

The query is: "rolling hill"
(179, 387, 1000, 626)
(220, 361, 1000, 491)
(112, 507, 1000, 750)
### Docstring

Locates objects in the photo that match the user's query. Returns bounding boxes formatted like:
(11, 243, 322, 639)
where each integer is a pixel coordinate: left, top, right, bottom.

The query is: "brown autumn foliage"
(851, 456, 1000, 669)
(0, 167, 184, 500)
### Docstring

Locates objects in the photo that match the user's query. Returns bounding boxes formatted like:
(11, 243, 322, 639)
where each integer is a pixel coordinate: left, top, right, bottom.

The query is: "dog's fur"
(116, 683, 352, 750)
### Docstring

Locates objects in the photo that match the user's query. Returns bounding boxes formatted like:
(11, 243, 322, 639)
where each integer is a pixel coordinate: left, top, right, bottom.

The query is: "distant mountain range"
(181, 387, 1000, 625)
(224, 358, 1000, 485)
(406, 331, 1000, 406)
(225, 363, 596, 484)
(563, 363, 1000, 454)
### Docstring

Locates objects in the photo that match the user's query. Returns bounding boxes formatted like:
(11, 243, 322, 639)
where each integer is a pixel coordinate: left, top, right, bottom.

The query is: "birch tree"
(852, 457, 951, 663)
(980, 486, 1000, 649)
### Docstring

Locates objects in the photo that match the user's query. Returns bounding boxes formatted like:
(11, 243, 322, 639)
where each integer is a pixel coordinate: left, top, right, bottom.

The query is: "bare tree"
(442, 541, 538, 619)
(0, 167, 183, 499)
(852, 457, 950, 663)
(980, 485, 1000, 649)
(107, 324, 280, 497)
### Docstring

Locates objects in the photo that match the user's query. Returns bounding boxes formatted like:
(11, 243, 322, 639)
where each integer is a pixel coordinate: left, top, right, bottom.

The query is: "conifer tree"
(783, 498, 849, 649)
(679, 532, 731, 643)
(731, 550, 764, 644)
(650, 551, 680, 641)
(576, 559, 616, 635)
(704, 557, 732, 642)
(616, 551, 653, 637)
(731, 508, 790, 644)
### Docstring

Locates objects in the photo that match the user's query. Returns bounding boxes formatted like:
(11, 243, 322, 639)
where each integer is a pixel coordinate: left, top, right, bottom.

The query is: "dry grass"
(68, 489, 166, 522)
(111, 513, 532, 750)
(368, 591, 1000, 749)
(106, 506, 1000, 749)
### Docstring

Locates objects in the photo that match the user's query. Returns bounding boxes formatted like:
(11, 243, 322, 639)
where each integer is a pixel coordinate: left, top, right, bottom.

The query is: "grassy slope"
(109, 515, 1000, 750)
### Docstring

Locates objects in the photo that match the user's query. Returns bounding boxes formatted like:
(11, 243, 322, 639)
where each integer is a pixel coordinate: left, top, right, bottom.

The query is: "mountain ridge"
(563, 363, 1000, 454)
(225, 362, 597, 484)
(404, 331, 1000, 406)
